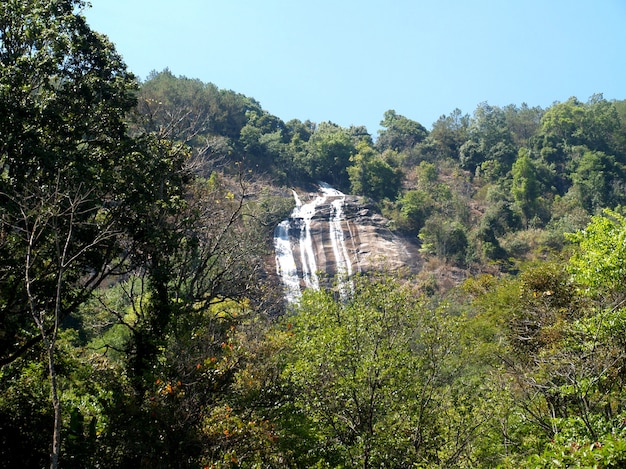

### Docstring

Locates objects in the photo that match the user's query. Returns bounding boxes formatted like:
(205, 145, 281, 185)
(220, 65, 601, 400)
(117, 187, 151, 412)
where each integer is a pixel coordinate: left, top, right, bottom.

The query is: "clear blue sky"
(85, 0, 626, 135)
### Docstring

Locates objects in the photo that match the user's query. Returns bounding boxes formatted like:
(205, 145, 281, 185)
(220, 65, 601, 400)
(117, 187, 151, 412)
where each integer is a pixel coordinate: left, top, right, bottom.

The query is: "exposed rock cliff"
(274, 184, 421, 301)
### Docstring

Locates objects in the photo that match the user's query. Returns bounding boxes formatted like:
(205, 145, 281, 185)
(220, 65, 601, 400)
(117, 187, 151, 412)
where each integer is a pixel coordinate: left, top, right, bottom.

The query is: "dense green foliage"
(133, 71, 626, 271)
(283, 275, 490, 468)
(3, 2, 626, 468)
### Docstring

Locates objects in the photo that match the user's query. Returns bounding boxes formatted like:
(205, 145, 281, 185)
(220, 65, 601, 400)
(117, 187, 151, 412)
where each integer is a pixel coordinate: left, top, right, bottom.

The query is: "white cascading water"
(292, 190, 326, 290)
(319, 183, 353, 279)
(274, 183, 354, 303)
(273, 219, 302, 303)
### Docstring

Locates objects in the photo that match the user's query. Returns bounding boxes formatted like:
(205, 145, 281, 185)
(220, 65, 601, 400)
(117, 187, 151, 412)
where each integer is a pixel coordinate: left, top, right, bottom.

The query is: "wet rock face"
(349, 197, 422, 270)
(274, 185, 421, 299)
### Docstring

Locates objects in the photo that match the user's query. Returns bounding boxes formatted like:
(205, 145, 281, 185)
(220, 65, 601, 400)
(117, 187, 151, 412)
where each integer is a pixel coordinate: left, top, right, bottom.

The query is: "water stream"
(292, 190, 325, 290)
(320, 183, 353, 280)
(273, 219, 301, 303)
(273, 183, 353, 303)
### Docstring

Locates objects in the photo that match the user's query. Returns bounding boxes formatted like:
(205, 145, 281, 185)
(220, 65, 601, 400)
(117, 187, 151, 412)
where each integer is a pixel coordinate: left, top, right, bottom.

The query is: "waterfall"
(274, 182, 354, 303)
(273, 219, 301, 303)
(273, 183, 419, 304)
(320, 183, 353, 278)
(320, 183, 353, 297)
(292, 190, 325, 290)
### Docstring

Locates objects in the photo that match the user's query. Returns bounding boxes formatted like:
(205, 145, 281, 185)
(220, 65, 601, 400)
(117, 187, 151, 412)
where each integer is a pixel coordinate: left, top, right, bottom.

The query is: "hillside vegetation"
(3, 1, 626, 467)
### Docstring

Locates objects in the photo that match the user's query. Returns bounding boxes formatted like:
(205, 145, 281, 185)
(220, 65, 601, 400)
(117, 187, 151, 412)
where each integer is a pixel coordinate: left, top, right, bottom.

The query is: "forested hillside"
(3, 1, 626, 468)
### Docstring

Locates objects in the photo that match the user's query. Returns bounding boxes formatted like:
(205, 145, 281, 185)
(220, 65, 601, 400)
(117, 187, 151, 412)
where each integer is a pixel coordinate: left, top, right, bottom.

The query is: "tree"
(459, 139, 484, 175)
(460, 103, 516, 178)
(511, 148, 541, 225)
(469, 251, 626, 466)
(582, 94, 621, 155)
(0, 2, 188, 466)
(238, 109, 290, 174)
(136, 70, 227, 167)
(538, 97, 585, 148)
(376, 109, 428, 153)
(429, 108, 470, 160)
(348, 124, 374, 146)
(503, 103, 544, 147)
(348, 141, 402, 200)
(502, 207, 626, 467)
(283, 274, 483, 468)
(531, 97, 582, 196)
(7, 183, 120, 469)
(397, 189, 435, 232)
(476, 188, 521, 260)
(302, 122, 355, 189)
(136, 69, 265, 173)
(570, 149, 621, 213)
(419, 215, 469, 265)
(74, 171, 278, 466)
(566, 208, 626, 301)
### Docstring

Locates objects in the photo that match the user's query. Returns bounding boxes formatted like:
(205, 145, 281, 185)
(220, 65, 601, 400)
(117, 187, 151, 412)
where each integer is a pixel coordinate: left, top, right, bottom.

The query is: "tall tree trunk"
(46, 339, 61, 469)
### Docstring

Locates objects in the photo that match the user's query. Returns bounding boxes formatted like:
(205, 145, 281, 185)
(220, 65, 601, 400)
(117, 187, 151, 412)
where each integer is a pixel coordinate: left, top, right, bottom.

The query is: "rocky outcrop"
(314, 195, 419, 273)
(274, 185, 421, 300)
